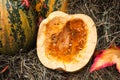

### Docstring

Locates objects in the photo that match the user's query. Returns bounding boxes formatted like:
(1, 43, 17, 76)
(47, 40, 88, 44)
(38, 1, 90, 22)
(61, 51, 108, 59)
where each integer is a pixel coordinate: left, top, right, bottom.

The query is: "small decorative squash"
(33, 0, 68, 25)
(37, 11, 97, 72)
(0, 0, 37, 54)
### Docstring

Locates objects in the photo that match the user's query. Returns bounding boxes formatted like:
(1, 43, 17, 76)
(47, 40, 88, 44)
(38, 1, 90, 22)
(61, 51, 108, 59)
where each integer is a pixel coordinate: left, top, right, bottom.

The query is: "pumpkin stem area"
(45, 17, 88, 63)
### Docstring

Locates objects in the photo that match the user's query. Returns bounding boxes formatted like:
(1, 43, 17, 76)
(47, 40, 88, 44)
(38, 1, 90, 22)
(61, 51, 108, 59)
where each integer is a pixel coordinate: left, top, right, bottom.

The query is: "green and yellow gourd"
(35, 0, 68, 18)
(0, 0, 37, 54)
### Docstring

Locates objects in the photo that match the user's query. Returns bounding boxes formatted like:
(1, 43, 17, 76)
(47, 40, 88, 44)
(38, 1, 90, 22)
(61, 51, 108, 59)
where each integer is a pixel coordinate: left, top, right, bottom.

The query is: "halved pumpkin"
(37, 11, 97, 72)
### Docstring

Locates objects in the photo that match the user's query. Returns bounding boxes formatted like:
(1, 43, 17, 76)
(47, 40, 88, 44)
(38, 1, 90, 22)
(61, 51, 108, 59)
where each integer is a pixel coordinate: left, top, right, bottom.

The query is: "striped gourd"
(35, 0, 68, 18)
(0, 0, 37, 54)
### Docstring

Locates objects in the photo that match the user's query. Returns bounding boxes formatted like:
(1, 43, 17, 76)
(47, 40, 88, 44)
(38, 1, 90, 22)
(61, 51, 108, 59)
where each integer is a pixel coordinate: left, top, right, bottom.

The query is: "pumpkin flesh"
(45, 18, 88, 63)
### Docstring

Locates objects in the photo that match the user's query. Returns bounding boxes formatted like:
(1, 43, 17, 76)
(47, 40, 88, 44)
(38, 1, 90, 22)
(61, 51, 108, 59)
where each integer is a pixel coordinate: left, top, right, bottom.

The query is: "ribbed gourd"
(0, 0, 37, 54)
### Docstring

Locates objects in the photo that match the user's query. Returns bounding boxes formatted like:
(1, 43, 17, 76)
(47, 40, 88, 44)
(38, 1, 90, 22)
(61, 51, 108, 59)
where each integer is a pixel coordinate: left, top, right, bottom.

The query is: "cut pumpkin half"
(37, 11, 97, 72)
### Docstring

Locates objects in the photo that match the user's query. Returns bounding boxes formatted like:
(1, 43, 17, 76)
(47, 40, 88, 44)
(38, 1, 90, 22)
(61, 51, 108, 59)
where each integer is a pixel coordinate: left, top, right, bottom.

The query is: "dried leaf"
(90, 44, 120, 73)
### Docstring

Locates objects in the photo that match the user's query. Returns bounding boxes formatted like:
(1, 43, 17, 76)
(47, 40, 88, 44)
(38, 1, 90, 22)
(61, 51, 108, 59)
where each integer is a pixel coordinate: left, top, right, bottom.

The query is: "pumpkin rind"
(0, 0, 37, 54)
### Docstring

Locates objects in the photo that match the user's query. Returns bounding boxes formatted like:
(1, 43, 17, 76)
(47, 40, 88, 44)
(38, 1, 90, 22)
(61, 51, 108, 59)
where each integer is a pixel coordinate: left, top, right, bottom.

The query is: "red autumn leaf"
(21, 0, 30, 8)
(90, 44, 120, 73)
(37, 16, 44, 27)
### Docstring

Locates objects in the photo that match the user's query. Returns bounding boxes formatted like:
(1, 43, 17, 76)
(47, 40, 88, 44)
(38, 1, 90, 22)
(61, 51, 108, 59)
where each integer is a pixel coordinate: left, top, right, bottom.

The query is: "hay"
(0, 0, 120, 80)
